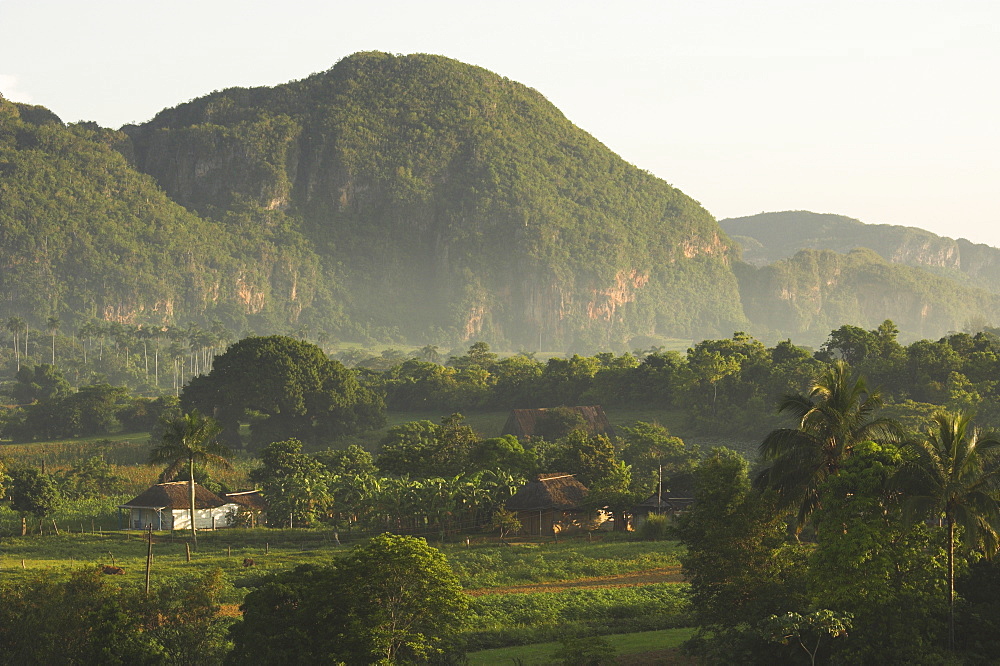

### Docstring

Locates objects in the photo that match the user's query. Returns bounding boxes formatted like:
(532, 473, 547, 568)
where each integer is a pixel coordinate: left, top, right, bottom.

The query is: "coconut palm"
(895, 410, 1000, 650)
(755, 360, 901, 526)
(149, 410, 230, 550)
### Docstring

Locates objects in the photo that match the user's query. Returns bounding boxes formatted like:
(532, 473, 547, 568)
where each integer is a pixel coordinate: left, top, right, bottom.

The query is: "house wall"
(516, 509, 594, 535)
(128, 508, 171, 530)
(170, 503, 239, 530)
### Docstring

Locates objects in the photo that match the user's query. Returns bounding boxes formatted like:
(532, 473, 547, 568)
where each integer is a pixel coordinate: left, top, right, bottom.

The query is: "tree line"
(674, 361, 1000, 663)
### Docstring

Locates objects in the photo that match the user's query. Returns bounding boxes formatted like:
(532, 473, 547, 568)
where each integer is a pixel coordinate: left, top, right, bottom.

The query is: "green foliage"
(312, 444, 376, 478)
(251, 439, 331, 526)
(11, 363, 70, 404)
(8, 467, 61, 521)
(673, 448, 809, 660)
(543, 431, 620, 487)
(636, 513, 670, 541)
(4, 382, 134, 442)
(376, 413, 477, 477)
(760, 610, 852, 666)
(55, 456, 127, 499)
(551, 635, 616, 665)
(811, 441, 949, 662)
(0, 566, 232, 665)
(756, 360, 902, 526)
(229, 534, 467, 664)
(183, 335, 386, 449)
(620, 422, 699, 494)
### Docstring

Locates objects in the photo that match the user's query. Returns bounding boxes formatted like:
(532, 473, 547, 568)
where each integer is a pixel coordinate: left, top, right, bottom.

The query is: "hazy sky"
(2, 0, 998, 247)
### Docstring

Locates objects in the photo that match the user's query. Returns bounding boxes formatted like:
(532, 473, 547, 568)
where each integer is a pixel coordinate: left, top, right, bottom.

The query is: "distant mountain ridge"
(3, 58, 999, 351)
(721, 211, 1000, 294)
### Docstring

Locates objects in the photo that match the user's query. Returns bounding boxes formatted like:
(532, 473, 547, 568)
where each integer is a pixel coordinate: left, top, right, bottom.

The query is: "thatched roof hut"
(121, 481, 227, 510)
(506, 473, 589, 511)
(118, 482, 238, 531)
(501, 405, 614, 440)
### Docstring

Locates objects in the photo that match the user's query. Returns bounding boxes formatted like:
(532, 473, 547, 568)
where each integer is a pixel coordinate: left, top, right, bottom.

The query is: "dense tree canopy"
(182, 336, 385, 449)
(229, 534, 467, 664)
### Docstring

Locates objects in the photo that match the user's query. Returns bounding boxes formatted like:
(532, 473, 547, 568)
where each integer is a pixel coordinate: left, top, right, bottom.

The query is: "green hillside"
(7, 56, 1000, 351)
(722, 210, 1000, 294)
(123, 51, 748, 348)
(735, 247, 1000, 344)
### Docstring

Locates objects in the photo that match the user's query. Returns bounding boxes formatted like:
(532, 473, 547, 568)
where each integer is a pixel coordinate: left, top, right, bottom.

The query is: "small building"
(632, 494, 695, 526)
(119, 482, 239, 531)
(224, 489, 267, 528)
(505, 473, 590, 535)
(501, 405, 614, 440)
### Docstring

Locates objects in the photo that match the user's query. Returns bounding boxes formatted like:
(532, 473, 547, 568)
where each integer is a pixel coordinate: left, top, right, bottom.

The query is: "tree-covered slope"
(0, 97, 230, 323)
(0, 96, 318, 332)
(721, 211, 1000, 294)
(124, 51, 747, 348)
(735, 247, 1000, 344)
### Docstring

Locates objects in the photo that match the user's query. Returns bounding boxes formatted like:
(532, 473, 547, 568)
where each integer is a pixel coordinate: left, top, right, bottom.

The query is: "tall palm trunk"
(189, 456, 198, 551)
(947, 515, 955, 650)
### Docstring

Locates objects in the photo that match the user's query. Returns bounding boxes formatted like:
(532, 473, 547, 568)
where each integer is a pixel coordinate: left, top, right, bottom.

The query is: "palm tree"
(895, 410, 1000, 650)
(46, 316, 59, 366)
(756, 360, 901, 526)
(149, 411, 230, 550)
(6, 317, 25, 371)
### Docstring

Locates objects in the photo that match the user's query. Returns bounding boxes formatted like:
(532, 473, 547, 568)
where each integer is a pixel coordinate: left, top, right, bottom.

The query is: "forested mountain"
(735, 248, 1000, 343)
(122, 51, 746, 349)
(722, 211, 1000, 294)
(3, 55, 999, 352)
(0, 96, 319, 334)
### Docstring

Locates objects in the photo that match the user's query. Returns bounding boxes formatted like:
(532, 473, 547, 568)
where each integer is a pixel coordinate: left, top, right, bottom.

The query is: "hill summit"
(122, 51, 747, 348)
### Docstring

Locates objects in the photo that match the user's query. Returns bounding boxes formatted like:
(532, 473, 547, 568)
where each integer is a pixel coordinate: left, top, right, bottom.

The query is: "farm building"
(118, 482, 240, 531)
(505, 473, 590, 535)
(223, 489, 267, 527)
(632, 494, 695, 526)
(501, 405, 614, 440)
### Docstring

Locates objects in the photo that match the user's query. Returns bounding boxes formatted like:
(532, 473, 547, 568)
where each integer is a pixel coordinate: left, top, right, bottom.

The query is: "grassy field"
(466, 627, 695, 664)
(0, 527, 692, 651)
(0, 405, 700, 657)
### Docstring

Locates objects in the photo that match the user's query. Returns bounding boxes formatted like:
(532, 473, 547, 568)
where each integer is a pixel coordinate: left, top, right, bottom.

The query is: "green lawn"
(466, 627, 694, 665)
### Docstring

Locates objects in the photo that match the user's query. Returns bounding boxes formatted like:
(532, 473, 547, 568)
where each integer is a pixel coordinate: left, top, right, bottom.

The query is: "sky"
(1, 0, 998, 247)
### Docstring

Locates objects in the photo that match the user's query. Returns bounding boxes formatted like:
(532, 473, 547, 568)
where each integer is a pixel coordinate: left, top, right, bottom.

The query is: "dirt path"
(465, 566, 684, 596)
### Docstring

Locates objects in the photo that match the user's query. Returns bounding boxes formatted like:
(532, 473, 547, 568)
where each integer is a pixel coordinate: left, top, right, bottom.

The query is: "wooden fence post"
(185, 542, 191, 562)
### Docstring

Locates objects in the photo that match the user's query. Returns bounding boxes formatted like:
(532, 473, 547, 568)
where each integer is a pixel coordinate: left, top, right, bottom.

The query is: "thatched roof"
(224, 490, 267, 510)
(120, 482, 228, 510)
(506, 473, 589, 511)
(502, 406, 614, 439)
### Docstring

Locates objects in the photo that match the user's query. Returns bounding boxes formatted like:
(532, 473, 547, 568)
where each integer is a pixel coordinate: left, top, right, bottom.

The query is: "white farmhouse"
(119, 481, 240, 531)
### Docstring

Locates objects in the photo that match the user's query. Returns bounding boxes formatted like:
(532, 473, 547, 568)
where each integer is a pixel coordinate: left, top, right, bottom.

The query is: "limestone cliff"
(124, 52, 747, 347)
